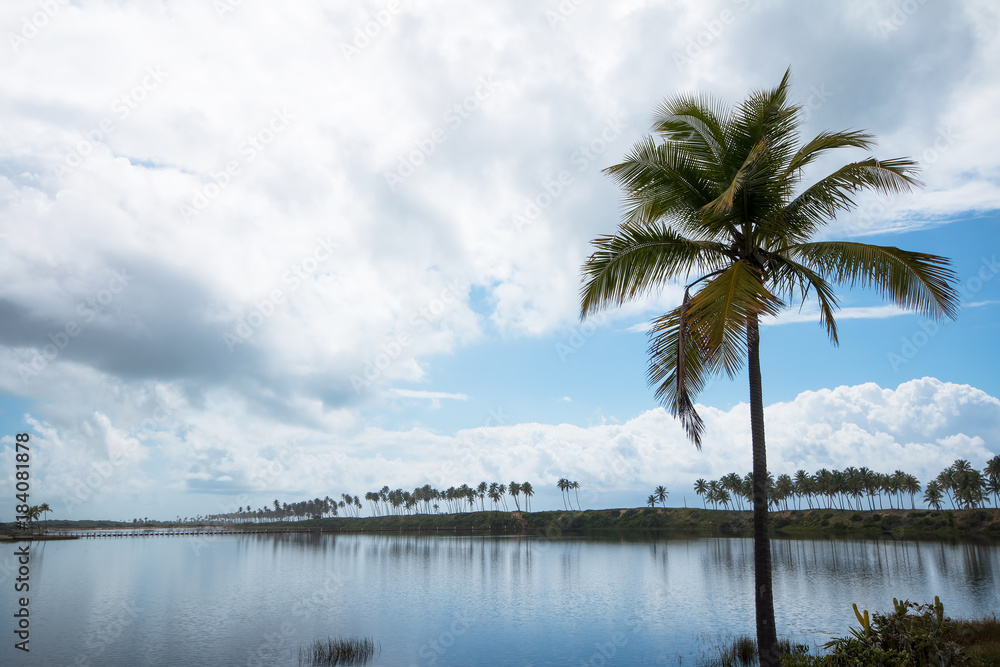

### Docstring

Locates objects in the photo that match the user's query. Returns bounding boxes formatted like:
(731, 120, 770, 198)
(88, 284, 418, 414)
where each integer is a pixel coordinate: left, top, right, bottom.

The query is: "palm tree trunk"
(747, 316, 779, 666)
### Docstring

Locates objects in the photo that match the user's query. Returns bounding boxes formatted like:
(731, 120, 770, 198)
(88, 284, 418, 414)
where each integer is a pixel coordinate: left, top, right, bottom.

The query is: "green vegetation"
(696, 458, 1000, 512)
(697, 599, 1000, 666)
(776, 597, 1000, 666)
(578, 68, 958, 666)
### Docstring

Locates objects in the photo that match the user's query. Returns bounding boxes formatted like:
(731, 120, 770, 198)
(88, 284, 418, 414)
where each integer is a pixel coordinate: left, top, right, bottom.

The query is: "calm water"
(1, 532, 998, 666)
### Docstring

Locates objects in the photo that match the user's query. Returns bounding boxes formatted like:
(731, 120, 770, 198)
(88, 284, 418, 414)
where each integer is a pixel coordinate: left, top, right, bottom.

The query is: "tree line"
(201, 481, 538, 525)
(693, 457, 1000, 512)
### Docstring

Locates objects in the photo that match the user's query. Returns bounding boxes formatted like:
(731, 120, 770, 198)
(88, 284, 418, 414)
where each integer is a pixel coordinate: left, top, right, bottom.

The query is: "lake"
(2, 532, 998, 666)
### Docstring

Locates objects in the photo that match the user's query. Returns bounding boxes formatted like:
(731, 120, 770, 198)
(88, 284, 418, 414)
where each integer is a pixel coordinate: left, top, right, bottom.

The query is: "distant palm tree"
(570, 481, 581, 510)
(647, 494, 657, 508)
(986, 455, 1000, 505)
(38, 502, 52, 532)
(654, 485, 669, 508)
(923, 480, 944, 510)
(557, 478, 569, 509)
(521, 482, 534, 512)
(509, 482, 522, 511)
(693, 479, 708, 508)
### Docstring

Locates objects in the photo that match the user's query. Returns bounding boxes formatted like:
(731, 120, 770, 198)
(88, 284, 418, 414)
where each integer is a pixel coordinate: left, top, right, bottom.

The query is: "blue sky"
(0, 0, 998, 520)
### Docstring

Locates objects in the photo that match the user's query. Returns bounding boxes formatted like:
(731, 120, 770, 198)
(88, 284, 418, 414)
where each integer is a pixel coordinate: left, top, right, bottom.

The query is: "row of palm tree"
(692, 458, 1000, 513)
(15, 502, 52, 532)
(557, 478, 582, 510)
(924, 457, 1000, 509)
(695, 468, 921, 512)
(200, 482, 539, 525)
(363, 482, 535, 515)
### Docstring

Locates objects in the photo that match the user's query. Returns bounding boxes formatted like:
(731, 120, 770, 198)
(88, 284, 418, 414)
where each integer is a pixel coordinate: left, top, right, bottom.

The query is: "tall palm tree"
(693, 478, 708, 508)
(570, 481, 582, 510)
(647, 494, 657, 508)
(654, 485, 669, 508)
(38, 502, 51, 532)
(793, 470, 812, 510)
(579, 70, 958, 664)
(509, 482, 522, 511)
(923, 480, 944, 510)
(985, 455, 1000, 505)
(521, 482, 534, 512)
(557, 478, 568, 509)
(477, 482, 488, 511)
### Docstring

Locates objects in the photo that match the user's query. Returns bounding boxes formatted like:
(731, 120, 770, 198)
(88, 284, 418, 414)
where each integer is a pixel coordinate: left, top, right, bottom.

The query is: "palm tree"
(477, 482, 488, 511)
(521, 482, 534, 512)
(509, 482, 522, 511)
(693, 479, 708, 508)
(924, 480, 944, 510)
(654, 485, 669, 508)
(578, 70, 958, 664)
(38, 502, 51, 532)
(986, 455, 1000, 505)
(557, 478, 569, 509)
(647, 494, 657, 508)
(793, 470, 813, 509)
(570, 481, 581, 510)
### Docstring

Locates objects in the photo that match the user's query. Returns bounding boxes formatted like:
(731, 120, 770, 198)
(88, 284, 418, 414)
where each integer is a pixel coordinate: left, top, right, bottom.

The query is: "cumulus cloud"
(0, 1, 998, 518)
(3, 376, 994, 518)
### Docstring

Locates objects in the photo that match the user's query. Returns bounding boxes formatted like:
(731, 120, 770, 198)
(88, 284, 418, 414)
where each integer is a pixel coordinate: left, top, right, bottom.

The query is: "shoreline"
(4, 507, 999, 541)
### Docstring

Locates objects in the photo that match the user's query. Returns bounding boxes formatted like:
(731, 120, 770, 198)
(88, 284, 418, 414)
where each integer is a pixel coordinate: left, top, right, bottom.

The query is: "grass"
(948, 616, 1000, 666)
(297, 636, 379, 666)
(693, 632, 798, 666)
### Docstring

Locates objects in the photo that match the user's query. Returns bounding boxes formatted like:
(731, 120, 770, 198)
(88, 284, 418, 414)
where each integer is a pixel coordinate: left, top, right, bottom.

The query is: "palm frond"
(785, 129, 875, 175)
(768, 254, 842, 344)
(580, 222, 730, 316)
(646, 299, 715, 448)
(789, 241, 959, 319)
(765, 157, 922, 243)
(685, 261, 785, 377)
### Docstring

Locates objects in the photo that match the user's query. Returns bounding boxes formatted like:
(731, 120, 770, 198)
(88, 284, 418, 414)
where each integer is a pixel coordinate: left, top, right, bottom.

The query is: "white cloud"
(0, 1, 998, 519)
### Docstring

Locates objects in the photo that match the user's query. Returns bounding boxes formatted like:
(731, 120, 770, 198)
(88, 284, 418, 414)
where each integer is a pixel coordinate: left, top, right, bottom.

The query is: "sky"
(0, 0, 998, 521)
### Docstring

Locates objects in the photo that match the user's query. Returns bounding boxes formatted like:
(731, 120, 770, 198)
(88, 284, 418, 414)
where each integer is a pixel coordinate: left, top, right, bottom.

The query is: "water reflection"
(1, 533, 997, 666)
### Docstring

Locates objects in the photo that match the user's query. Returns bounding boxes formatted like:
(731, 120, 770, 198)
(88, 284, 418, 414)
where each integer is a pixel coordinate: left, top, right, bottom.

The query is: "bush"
(826, 597, 961, 666)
